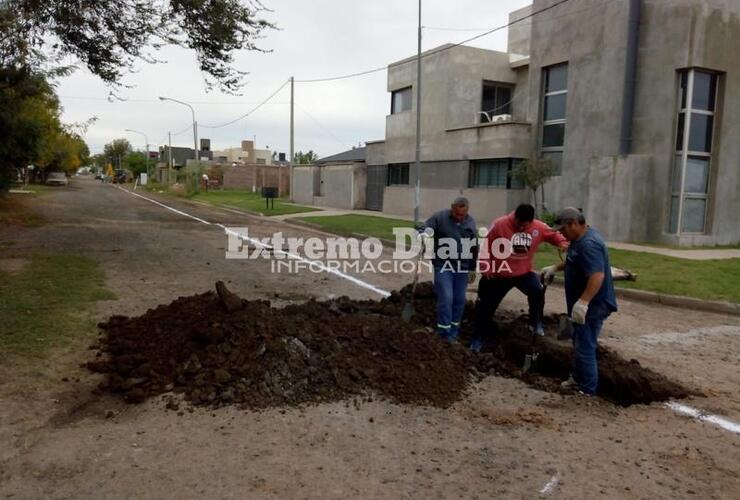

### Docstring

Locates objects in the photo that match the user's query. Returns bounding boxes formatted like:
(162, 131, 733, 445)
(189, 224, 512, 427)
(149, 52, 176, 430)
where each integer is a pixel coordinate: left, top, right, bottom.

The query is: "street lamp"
(124, 128, 150, 181)
(158, 96, 199, 163)
(159, 96, 199, 192)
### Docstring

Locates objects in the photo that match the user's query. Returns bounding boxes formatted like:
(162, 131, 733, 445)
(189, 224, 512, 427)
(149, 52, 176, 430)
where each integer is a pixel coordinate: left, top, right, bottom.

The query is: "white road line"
(539, 475, 559, 495)
(218, 224, 391, 298)
(115, 186, 212, 225)
(113, 186, 391, 298)
(666, 402, 740, 435)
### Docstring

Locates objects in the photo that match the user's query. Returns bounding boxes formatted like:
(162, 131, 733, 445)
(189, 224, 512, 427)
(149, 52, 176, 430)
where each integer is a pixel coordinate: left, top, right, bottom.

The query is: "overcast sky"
(56, 0, 532, 158)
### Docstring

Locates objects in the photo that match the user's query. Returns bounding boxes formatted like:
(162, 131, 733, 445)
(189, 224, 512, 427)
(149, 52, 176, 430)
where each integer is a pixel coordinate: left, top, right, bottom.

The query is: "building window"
(480, 82, 512, 122)
(669, 69, 718, 234)
(391, 87, 412, 114)
(469, 159, 524, 189)
(387, 163, 409, 185)
(541, 63, 568, 174)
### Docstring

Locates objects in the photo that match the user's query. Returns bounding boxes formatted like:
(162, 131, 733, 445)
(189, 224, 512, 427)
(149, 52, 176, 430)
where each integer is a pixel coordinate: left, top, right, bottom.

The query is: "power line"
(199, 79, 290, 129)
(171, 124, 193, 137)
(295, 65, 387, 84)
(422, 26, 496, 32)
(59, 95, 290, 105)
(295, 103, 352, 150)
(295, 0, 574, 84)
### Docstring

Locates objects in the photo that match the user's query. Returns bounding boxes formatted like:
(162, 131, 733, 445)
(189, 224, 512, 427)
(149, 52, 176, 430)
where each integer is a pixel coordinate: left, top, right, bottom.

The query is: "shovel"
(524, 272, 552, 373)
(401, 238, 426, 322)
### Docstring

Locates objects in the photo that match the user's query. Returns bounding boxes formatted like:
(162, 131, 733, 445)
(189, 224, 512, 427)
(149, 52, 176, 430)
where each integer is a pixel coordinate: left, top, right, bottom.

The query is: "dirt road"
(1, 178, 738, 499)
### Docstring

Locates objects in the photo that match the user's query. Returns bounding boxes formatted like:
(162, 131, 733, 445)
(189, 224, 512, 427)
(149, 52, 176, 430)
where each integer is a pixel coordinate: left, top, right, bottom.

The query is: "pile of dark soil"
(86, 282, 476, 408)
(86, 281, 691, 409)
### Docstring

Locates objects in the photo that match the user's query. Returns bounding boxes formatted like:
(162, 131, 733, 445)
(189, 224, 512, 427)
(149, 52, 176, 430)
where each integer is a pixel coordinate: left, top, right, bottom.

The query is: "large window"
(480, 82, 512, 122)
(541, 63, 568, 174)
(669, 69, 719, 234)
(469, 159, 524, 189)
(391, 87, 412, 114)
(387, 163, 410, 185)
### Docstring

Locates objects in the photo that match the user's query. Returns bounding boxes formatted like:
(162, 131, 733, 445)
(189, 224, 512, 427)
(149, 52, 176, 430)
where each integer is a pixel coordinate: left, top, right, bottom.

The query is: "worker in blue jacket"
(419, 197, 478, 342)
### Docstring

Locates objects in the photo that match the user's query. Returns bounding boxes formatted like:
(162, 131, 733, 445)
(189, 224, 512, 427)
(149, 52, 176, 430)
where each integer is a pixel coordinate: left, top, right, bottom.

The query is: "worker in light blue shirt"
(541, 207, 617, 395)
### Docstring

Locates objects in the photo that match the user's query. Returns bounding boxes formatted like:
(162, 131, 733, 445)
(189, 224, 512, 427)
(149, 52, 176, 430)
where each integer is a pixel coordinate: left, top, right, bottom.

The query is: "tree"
(294, 150, 319, 164)
(510, 157, 557, 216)
(124, 151, 149, 177)
(104, 139, 133, 169)
(0, 66, 71, 189)
(39, 131, 90, 175)
(1, 0, 276, 93)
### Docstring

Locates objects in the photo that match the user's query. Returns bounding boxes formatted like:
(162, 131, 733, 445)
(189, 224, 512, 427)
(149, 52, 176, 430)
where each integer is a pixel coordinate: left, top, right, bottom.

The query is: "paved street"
(1, 178, 739, 499)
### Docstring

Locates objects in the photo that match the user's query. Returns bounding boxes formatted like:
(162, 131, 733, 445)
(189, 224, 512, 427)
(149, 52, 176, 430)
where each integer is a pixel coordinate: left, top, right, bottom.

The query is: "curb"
(613, 287, 740, 316)
(548, 280, 740, 317)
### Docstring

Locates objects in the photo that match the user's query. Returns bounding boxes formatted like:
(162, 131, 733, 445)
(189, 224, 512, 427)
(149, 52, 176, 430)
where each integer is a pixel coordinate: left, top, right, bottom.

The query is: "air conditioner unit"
(491, 114, 512, 123)
(476, 112, 513, 124)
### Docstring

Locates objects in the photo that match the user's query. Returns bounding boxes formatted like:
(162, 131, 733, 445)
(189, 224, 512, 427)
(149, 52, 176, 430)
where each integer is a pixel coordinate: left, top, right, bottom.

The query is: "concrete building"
(158, 146, 197, 168)
(362, 0, 739, 246)
(292, 148, 367, 209)
(213, 140, 274, 166)
(522, 0, 740, 246)
(366, 42, 531, 222)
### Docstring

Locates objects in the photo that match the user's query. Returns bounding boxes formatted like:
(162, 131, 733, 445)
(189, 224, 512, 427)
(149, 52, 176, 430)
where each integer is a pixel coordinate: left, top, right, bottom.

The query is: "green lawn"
(0, 254, 116, 355)
(296, 214, 414, 241)
(191, 190, 320, 216)
(0, 192, 46, 227)
(535, 245, 740, 303)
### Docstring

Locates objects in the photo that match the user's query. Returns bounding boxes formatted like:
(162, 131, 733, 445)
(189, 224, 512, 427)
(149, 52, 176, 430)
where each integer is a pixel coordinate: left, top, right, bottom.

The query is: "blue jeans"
(433, 268, 468, 339)
(572, 311, 606, 395)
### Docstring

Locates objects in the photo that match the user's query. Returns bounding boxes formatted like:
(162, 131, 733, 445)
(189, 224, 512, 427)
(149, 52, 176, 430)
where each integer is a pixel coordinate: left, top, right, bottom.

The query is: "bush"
(540, 210, 556, 227)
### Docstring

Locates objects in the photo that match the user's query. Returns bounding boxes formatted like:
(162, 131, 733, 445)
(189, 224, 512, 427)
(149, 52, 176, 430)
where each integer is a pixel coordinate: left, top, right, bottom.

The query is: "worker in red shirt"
(470, 204, 568, 352)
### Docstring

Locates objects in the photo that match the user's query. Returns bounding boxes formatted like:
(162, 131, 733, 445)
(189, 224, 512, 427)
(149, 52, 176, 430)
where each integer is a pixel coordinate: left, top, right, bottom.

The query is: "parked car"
(45, 172, 68, 186)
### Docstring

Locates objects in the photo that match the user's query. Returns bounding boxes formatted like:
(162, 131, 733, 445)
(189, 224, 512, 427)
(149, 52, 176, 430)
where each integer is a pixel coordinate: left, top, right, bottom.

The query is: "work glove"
(417, 227, 434, 241)
(540, 265, 558, 285)
(468, 271, 477, 285)
(571, 299, 589, 325)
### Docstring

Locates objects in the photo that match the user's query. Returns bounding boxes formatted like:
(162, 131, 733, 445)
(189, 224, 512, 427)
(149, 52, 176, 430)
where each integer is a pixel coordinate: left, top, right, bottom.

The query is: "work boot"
(469, 339, 483, 353)
(437, 330, 457, 344)
(529, 323, 545, 337)
(560, 374, 578, 390)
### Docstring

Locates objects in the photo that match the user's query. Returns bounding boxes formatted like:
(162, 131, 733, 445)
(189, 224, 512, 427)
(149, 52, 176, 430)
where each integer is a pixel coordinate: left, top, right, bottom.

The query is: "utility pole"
(125, 129, 150, 182)
(159, 96, 198, 191)
(289, 76, 295, 201)
(145, 142, 149, 181)
(168, 132, 173, 185)
(413, 0, 422, 226)
(193, 120, 199, 163)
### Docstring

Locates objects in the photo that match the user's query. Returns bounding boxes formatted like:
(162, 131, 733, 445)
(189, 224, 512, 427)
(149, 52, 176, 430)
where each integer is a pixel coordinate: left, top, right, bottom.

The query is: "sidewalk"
(273, 206, 414, 222)
(607, 241, 740, 260)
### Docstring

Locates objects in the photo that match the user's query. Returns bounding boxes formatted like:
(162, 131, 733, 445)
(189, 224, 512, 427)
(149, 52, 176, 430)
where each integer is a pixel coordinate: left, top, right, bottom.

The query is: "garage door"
(365, 165, 387, 211)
